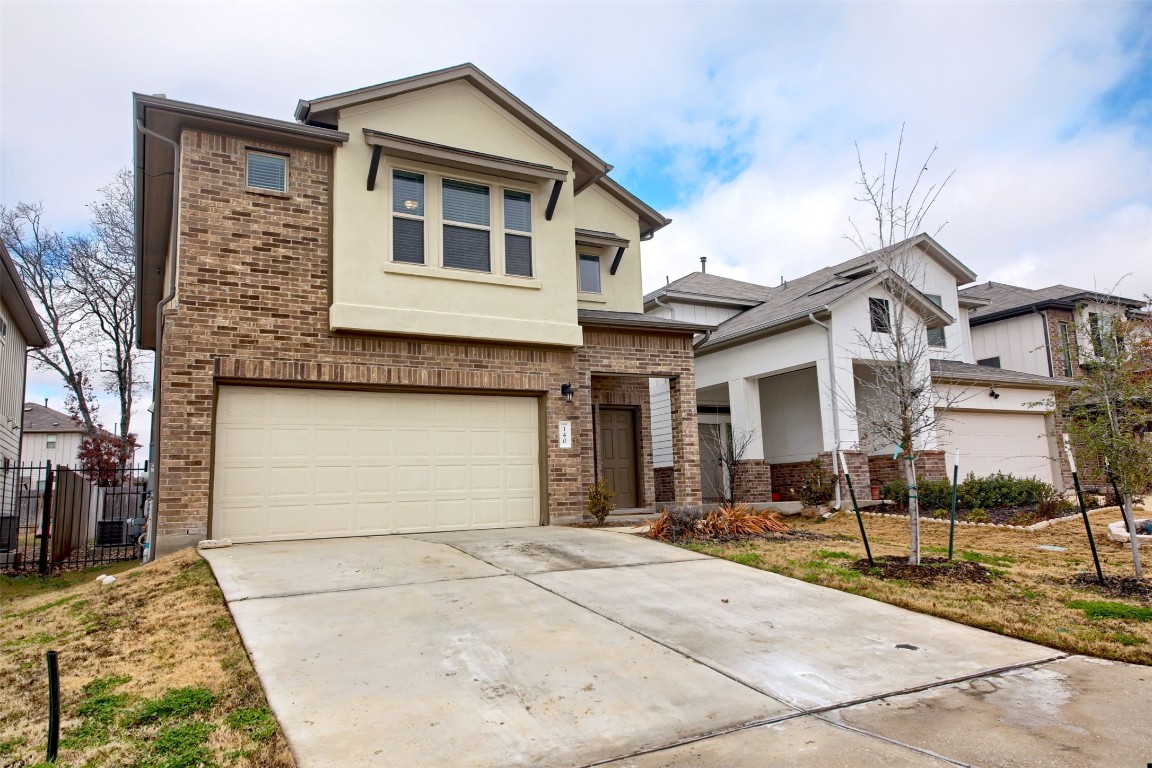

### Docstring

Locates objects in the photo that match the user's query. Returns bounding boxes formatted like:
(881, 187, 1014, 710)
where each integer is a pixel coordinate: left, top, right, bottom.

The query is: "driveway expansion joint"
(223, 571, 510, 602)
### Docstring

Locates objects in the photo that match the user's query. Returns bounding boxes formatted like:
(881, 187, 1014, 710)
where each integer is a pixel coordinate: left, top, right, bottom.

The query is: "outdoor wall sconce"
(560, 383, 575, 403)
(988, 387, 1001, 399)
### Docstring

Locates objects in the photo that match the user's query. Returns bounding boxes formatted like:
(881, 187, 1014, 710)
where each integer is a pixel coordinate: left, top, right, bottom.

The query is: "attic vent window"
(246, 151, 288, 193)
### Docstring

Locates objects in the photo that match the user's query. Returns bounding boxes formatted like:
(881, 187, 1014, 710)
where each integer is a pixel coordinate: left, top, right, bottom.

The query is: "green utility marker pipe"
(1064, 435, 1104, 585)
(46, 650, 60, 763)
(840, 451, 873, 566)
(947, 451, 959, 561)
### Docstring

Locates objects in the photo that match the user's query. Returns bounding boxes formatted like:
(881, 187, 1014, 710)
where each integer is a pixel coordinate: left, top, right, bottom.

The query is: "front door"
(599, 408, 638, 508)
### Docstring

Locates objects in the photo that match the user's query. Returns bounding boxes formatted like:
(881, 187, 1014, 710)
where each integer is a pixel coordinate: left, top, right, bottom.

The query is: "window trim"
(391, 169, 426, 265)
(868, 297, 891, 334)
(45, 433, 57, 450)
(578, 254, 602, 294)
(383, 160, 537, 281)
(1058, 321, 1073, 376)
(924, 294, 947, 348)
(245, 149, 289, 195)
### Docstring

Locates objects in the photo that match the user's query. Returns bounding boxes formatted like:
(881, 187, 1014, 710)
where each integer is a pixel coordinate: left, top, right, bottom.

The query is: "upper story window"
(392, 170, 425, 264)
(578, 254, 601, 294)
(503, 191, 533, 277)
(246, 150, 288, 193)
(869, 297, 890, 334)
(1087, 311, 1122, 358)
(925, 294, 946, 348)
(1058, 321, 1073, 376)
(0, 315, 7, 344)
(387, 165, 534, 279)
(45, 433, 57, 449)
(977, 356, 1001, 368)
(443, 180, 491, 272)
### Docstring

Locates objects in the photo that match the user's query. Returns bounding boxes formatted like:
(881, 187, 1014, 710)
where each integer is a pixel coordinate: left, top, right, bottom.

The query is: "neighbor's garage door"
(212, 386, 540, 543)
(942, 411, 1054, 483)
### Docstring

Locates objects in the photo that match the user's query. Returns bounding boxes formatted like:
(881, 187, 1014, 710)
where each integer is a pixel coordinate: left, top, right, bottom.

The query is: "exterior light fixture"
(988, 387, 1000, 399)
(560, 383, 574, 403)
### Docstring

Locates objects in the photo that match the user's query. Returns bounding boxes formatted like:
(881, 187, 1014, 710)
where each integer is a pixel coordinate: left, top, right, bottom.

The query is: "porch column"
(815, 354, 860, 452)
(727, 377, 765, 459)
(669, 373, 702, 505)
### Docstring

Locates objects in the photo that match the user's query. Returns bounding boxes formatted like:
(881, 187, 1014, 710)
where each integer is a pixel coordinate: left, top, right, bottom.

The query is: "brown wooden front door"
(599, 408, 638, 508)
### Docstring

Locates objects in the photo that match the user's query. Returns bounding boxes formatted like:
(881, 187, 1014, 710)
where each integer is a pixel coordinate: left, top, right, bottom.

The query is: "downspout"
(135, 119, 181, 562)
(652, 294, 675, 319)
(808, 312, 842, 510)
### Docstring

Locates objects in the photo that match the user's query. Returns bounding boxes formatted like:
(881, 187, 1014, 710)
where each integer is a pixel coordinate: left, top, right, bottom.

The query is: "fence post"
(37, 461, 54, 576)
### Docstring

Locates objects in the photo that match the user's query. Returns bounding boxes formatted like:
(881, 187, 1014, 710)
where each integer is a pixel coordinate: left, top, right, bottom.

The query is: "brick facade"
(731, 459, 772, 504)
(653, 467, 674, 504)
(591, 376, 655, 509)
(768, 460, 816, 502)
(867, 450, 948, 486)
(154, 130, 700, 551)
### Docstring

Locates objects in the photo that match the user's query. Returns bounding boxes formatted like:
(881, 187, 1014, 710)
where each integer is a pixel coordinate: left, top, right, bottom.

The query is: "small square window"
(579, 255, 601, 294)
(45, 433, 57, 449)
(869, 298, 891, 334)
(246, 151, 288, 193)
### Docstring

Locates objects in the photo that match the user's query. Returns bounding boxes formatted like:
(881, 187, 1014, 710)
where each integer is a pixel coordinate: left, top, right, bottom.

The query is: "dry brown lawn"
(0, 549, 294, 768)
(676, 506, 1152, 665)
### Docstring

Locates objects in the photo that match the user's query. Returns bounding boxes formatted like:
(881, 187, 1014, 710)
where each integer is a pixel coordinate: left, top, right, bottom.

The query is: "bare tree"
(1, 168, 150, 450)
(702, 426, 761, 506)
(0, 202, 101, 434)
(845, 126, 959, 565)
(1058, 298, 1151, 578)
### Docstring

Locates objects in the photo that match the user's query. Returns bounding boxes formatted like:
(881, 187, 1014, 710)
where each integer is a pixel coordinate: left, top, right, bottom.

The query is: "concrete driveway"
(202, 527, 1151, 767)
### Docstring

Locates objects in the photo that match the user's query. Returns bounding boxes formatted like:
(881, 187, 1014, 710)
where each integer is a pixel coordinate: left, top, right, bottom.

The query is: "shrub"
(1008, 509, 1042, 526)
(798, 460, 836, 507)
(881, 479, 908, 509)
(585, 479, 615, 526)
(645, 504, 788, 541)
(917, 478, 955, 511)
(957, 472, 1054, 510)
(930, 508, 949, 520)
(967, 508, 989, 523)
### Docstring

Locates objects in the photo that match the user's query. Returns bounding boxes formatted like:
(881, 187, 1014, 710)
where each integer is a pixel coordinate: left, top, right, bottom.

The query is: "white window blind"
(246, 152, 287, 192)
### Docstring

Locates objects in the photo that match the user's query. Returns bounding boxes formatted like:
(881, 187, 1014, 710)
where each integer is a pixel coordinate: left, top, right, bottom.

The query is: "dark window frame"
(925, 294, 947, 348)
(869, 297, 891, 334)
(578, 254, 602, 294)
(976, 356, 1001, 368)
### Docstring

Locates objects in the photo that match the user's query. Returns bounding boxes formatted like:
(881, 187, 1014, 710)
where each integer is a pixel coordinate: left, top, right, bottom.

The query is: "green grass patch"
(1113, 632, 1147, 646)
(130, 687, 217, 726)
(61, 675, 133, 749)
(727, 552, 764, 567)
(815, 549, 855, 560)
(0, 737, 27, 755)
(146, 721, 217, 768)
(0, 561, 137, 605)
(959, 551, 1017, 567)
(224, 706, 278, 742)
(1067, 600, 1152, 621)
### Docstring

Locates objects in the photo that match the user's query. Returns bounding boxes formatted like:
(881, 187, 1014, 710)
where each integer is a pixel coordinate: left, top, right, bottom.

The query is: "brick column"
(818, 450, 871, 501)
(669, 374, 702, 505)
(732, 460, 772, 504)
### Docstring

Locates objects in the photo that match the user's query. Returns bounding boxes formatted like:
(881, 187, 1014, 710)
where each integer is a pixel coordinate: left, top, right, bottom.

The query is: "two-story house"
(135, 64, 709, 554)
(20, 402, 88, 469)
(959, 281, 1146, 379)
(646, 235, 1075, 504)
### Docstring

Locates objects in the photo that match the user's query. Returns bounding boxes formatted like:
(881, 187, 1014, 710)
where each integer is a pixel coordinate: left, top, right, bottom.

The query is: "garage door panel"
(213, 387, 540, 542)
(942, 411, 1054, 483)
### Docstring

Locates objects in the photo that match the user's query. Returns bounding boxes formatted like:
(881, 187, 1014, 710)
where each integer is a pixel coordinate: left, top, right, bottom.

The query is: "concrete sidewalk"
(203, 527, 1152, 767)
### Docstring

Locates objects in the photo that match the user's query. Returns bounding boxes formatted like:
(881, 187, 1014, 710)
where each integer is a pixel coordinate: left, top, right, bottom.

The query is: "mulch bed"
(569, 520, 648, 528)
(849, 555, 994, 584)
(1070, 572, 1152, 601)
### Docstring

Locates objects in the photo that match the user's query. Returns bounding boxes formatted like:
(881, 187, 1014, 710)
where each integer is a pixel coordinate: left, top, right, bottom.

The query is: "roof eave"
(0, 240, 49, 347)
(697, 308, 832, 355)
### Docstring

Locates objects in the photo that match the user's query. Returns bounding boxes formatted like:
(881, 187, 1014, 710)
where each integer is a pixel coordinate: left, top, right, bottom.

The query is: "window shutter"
(247, 152, 287, 192)
(505, 234, 532, 277)
(393, 218, 425, 264)
(444, 226, 491, 272)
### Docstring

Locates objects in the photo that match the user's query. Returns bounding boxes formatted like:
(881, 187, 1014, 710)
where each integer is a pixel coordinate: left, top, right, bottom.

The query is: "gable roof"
(665, 234, 966, 351)
(1, 239, 49, 348)
(297, 63, 612, 193)
(959, 281, 1147, 325)
(22, 403, 87, 433)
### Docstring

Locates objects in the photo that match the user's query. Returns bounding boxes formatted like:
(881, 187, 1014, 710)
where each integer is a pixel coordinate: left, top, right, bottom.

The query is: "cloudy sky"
(2, 0, 1150, 446)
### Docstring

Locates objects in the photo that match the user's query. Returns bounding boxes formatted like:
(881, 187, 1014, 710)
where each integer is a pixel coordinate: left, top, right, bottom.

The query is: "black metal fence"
(0, 462, 148, 574)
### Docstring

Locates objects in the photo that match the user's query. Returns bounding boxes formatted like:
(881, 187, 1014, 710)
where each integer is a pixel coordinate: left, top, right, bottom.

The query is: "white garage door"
(212, 386, 540, 542)
(941, 411, 1055, 483)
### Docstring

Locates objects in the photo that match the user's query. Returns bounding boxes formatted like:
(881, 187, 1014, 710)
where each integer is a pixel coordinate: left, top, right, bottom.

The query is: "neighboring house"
(1, 240, 50, 484)
(20, 402, 87, 469)
(135, 64, 709, 553)
(646, 234, 1075, 504)
(958, 281, 1146, 380)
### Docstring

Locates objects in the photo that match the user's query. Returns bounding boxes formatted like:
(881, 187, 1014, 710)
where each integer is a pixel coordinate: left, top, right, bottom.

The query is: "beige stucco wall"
(573, 184, 644, 313)
(330, 80, 585, 347)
